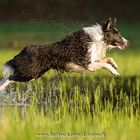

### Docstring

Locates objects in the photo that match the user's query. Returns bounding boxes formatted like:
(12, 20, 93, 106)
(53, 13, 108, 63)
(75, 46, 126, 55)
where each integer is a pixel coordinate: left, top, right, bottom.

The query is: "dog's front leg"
(102, 57, 118, 69)
(88, 62, 120, 76)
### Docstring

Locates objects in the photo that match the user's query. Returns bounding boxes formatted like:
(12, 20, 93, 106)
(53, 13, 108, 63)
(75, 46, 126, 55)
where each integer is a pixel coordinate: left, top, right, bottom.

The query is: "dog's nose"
(122, 37, 128, 47)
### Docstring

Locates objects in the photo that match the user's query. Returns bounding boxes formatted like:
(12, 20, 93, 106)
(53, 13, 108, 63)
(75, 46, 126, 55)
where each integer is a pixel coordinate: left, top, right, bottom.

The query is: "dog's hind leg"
(66, 63, 88, 73)
(0, 78, 14, 92)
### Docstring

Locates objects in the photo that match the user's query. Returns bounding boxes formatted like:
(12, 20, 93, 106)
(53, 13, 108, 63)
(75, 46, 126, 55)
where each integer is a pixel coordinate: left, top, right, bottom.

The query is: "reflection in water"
(0, 76, 139, 118)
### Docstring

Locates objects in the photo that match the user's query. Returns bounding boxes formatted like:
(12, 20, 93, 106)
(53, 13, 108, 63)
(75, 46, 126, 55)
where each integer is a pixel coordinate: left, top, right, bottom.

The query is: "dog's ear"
(113, 18, 117, 25)
(103, 17, 113, 31)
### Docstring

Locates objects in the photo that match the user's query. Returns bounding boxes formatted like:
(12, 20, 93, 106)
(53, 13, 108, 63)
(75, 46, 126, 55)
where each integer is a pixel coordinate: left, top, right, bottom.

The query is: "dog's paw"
(113, 71, 120, 77)
(109, 65, 120, 76)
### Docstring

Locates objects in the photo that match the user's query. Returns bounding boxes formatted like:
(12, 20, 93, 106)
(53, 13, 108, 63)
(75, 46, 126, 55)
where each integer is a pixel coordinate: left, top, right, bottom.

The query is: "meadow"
(0, 22, 140, 140)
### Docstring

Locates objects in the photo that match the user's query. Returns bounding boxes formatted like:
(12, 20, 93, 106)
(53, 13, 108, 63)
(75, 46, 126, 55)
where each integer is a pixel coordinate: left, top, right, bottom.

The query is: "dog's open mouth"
(120, 45, 126, 50)
(117, 42, 127, 50)
(118, 45, 126, 50)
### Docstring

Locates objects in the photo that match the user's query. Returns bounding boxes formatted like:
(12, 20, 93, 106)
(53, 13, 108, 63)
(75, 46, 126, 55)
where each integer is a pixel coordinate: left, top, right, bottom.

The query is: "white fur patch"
(83, 24, 107, 63)
(3, 64, 14, 78)
(83, 24, 103, 42)
(88, 41, 107, 63)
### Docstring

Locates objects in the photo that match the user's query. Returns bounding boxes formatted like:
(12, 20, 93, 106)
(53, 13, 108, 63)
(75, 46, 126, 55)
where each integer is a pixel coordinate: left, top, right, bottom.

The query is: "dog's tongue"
(118, 44, 125, 50)
(120, 42, 126, 49)
(121, 45, 125, 49)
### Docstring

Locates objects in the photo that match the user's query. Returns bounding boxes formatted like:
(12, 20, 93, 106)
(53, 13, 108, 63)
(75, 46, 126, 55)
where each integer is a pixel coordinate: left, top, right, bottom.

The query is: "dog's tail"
(2, 62, 14, 79)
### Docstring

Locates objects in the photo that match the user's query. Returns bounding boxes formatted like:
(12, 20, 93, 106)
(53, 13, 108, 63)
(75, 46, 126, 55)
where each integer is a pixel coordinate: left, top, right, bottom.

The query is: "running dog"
(0, 18, 128, 91)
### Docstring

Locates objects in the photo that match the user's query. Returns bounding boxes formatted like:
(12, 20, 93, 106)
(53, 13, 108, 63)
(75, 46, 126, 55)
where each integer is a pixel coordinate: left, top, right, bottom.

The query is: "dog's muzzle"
(122, 37, 128, 47)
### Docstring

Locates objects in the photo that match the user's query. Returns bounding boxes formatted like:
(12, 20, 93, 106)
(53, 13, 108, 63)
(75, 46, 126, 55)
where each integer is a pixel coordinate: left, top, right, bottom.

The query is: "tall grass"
(0, 76, 140, 140)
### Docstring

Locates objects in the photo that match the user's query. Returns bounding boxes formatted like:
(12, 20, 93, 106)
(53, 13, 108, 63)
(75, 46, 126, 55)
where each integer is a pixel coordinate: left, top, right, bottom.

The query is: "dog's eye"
(114, 32, 119, 36)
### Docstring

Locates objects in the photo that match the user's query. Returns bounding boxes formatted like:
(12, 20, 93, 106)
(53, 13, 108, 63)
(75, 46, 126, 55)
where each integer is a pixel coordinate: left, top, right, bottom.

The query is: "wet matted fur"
(0, 18, 128, 91)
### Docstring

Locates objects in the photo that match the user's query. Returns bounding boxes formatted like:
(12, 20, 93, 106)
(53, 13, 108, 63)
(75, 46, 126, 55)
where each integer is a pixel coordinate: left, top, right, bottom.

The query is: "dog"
(0, 18, 128, 91)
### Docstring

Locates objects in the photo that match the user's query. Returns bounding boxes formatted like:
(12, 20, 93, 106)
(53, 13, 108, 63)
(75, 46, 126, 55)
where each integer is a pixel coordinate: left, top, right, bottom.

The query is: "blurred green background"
(0, 0, 140, 48)
(0, 0, 140, 76)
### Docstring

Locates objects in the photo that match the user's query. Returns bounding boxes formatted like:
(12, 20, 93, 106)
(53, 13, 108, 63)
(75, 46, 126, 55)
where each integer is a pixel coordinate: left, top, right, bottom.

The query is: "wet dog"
(0, 18, 128, 91)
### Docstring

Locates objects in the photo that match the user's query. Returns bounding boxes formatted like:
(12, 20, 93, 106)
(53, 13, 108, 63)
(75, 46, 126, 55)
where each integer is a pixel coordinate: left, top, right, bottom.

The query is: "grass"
(0, 76, 140, 140)
(0, 22, 140, 140)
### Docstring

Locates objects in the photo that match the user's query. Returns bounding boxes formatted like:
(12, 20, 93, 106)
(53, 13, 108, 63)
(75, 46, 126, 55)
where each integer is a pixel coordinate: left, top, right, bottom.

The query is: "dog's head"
(103, 17, 128, 50)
